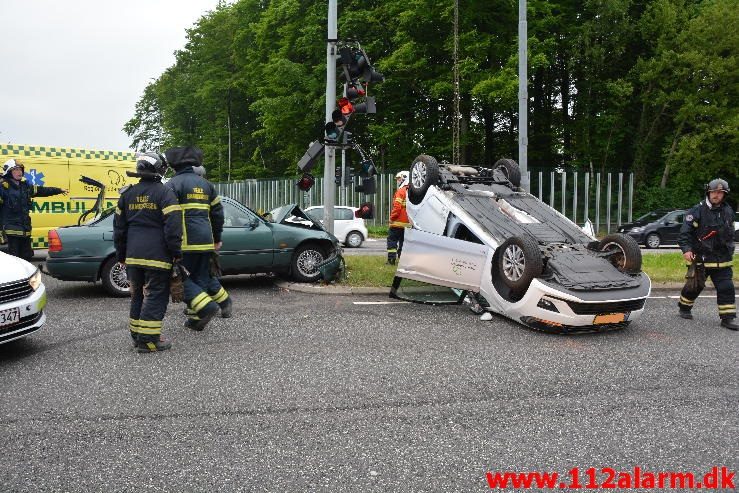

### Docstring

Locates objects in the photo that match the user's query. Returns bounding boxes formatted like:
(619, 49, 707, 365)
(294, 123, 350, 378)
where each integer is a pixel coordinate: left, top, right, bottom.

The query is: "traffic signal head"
(351, 96, 376, 114)
(355, 202, 375, 219)
(296, 173, 315, 192)
(346, 83, 366, 99)
(360, 159, 377, 177)
(297, 141, 325, 172)
(325, 122, 340, 142)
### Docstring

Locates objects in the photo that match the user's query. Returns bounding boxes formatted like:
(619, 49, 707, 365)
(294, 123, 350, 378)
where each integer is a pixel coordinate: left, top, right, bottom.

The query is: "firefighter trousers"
(127, 266, 170, 342)
(7, 235, 34, 262)
(678, 266, 736, 319)
(182, 252, 225, 321)
(386, 227, 405, 263)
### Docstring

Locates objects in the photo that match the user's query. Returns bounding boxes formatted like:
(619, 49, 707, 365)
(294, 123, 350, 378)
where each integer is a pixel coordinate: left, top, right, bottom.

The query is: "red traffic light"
(338, 97, 354, 115)
(355, 202, 375, 219)
(296, 173, 315, 192)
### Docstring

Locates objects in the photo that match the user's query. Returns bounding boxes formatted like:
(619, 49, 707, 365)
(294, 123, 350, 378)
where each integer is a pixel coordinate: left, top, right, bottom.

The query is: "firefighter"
(387, 170, 410, 265)
(164, 146, 230, 331)
(677, 178, 738, 331)
(114, 152, 183, 352)
(0, 158, 68, 261)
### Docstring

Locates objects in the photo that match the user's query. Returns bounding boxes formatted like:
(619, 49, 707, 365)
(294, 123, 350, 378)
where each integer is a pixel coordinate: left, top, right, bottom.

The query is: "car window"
(664, 211, 683, 223)
(222, 200, 257, 227)
(334, 208, 353, 221)
(636, 211, 665, 222)
(306, 208, 324, 221)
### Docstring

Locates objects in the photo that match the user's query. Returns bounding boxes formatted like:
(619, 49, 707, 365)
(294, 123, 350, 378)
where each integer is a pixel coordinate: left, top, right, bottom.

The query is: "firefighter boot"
(185, 305, 219, 331)
(678, 310, 693, 320)
(219, 297, 233, 318)
(136, 336, 172, 353)
(720, 318, 739, 331)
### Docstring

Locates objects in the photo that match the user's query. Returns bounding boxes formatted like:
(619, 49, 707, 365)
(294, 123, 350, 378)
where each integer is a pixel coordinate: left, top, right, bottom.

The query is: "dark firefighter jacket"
(114, 178, 183, 271)
(678, 199, 735, 267)
(165, 167, 224, 252)
(0, 178, 65, 237)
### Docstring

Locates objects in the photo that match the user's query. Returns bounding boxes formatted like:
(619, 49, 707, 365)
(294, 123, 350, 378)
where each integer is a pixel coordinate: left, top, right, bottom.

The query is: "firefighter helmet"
(135, 152, 168, 177)
(2, 158, 24, 177)
(395, 170, 409, 187)
(706, 178, 730, 195)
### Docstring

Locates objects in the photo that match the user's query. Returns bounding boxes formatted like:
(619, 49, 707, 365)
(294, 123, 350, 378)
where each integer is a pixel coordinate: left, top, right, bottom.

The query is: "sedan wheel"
(292, 244, 326, 283)
(101, 257, 130, 297)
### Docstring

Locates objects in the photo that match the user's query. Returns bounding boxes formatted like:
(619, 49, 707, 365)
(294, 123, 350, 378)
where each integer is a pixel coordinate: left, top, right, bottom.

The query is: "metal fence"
(214, 171, 634, 233)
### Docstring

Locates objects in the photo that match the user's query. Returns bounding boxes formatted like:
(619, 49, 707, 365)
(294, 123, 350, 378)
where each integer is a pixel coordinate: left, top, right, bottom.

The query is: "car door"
(394, 228, 490, 291)
(219, 199, 274, 273)
(660, 211, 684, 244)
(332, 207, 352, 242)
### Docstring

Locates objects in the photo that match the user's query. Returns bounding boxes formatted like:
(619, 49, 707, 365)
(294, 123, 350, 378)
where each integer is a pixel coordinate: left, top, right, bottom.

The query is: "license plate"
(0, 307, 21, 327)
(593, 312, 627, 325)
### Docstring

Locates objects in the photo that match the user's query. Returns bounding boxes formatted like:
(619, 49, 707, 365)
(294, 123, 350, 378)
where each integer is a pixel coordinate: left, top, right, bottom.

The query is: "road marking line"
(649, 295, 716, 299)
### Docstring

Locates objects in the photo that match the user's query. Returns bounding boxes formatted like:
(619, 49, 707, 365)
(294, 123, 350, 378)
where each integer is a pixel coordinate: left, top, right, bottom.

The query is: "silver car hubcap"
(601, 242, 626, 269)
(347, 233, 361, 247)
(502, 244, 525, 281)
(647, 235, 659, 248)
(411, 162, 426, 189)
(111, 263, 130, 292)
(297, 250, 323, 277)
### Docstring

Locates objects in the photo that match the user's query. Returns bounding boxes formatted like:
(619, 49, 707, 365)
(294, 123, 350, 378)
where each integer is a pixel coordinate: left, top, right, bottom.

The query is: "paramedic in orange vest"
(387, 171, 410, 265)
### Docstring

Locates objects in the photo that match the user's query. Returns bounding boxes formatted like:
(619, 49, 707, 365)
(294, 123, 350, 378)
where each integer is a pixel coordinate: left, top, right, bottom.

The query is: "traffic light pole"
(518, 0, 529, 192)
(323, 0, 338, 234)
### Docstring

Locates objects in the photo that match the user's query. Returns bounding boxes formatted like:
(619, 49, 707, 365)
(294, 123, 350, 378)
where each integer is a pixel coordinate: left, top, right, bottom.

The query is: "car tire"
(599, 233, 642, 274)
(101, 257, 131, 297)
(645, 233, 661, 249)
(291, 244, 327, 283)
(408, 154, 440, 205)
(495, 235, 543, 294)
(494, 158, 522, 188)
(345, 231, 364, 248)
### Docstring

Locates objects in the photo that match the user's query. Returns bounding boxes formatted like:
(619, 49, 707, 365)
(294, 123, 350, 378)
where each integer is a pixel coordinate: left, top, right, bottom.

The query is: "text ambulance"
(0, 144, 136, 249)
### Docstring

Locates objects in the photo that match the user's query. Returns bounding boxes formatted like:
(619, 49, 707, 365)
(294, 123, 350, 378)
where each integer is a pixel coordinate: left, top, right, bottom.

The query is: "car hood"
(271, 204, 326, 231)
(0, 251, 37, 283)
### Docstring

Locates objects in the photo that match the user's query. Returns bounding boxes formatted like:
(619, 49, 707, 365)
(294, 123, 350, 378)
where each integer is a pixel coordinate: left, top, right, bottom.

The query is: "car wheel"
(494, 158, 522, 188)
(408, 155, 440, 205)
(645, 233, 661, 249)
(495, 235, 543, 294)
(291, 244, 327, 283)
(599, 234, 642, 274)
(101, 257, 131, 297)
(345, 231, 364, 248)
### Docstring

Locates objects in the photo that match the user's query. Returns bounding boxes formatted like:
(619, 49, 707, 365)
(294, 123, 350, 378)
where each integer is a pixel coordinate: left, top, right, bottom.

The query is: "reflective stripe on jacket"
(113, 179, 183, 270)
(165, 167, 224, 252)
(389, 185, 410, 228)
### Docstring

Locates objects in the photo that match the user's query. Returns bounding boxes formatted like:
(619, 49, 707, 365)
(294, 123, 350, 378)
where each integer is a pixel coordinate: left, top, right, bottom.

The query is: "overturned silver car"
(391, 155, 651, 333)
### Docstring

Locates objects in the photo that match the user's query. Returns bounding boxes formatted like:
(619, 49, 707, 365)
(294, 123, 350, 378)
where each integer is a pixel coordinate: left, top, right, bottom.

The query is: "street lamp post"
(322, 0, 338, 234)
(518, 0, 529, 192)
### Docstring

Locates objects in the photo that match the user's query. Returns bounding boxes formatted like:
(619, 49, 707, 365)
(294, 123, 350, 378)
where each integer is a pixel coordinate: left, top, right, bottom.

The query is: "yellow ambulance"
(0, 143, 136, 249)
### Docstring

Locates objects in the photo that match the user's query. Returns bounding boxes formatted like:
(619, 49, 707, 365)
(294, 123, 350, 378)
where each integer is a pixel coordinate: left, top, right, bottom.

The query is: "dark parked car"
(617, 209, 687, 248)
(45, 196, 341, 296)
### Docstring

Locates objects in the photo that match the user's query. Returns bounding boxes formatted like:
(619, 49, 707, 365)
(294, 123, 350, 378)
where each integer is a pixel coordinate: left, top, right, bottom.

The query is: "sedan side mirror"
(247, 217, 259, 230)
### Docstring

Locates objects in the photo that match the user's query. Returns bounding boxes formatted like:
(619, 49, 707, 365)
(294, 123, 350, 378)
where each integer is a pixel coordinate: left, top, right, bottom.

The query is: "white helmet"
(2, 158, 24, 177)
(395, 170, 409, 187)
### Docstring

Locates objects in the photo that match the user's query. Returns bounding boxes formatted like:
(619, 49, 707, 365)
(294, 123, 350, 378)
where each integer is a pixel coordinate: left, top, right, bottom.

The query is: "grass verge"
(341, 253, 739, 288)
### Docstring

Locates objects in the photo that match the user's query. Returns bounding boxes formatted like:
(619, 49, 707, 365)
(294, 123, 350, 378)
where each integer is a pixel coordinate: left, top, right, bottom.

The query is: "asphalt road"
(0, 274, 737, 492)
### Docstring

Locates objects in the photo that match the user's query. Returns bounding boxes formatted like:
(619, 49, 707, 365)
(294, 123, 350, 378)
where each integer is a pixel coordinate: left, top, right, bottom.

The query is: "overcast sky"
(0, 1, 220, 152)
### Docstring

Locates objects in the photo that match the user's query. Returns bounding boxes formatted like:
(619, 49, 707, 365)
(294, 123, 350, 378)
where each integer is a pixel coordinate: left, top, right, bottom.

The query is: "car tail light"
(48, 229, 63, 252)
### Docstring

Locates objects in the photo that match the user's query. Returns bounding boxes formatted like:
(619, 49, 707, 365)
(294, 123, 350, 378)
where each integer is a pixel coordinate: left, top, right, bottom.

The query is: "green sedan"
(45, 197, 341, 296)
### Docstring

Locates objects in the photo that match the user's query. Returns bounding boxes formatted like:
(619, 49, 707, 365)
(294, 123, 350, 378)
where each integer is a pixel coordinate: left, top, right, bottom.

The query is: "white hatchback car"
(304, 206, 369, 248)
(0, 251, 46, 344)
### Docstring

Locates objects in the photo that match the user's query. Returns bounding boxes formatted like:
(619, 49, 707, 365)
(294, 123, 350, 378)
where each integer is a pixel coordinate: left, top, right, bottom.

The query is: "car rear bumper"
(0, 284, 47, 344)
(45, 257, 103, 281)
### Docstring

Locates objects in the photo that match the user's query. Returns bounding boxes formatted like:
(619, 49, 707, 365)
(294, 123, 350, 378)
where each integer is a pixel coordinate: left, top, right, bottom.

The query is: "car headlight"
(28, 269, 43, 291)
(630, 227, 644, 233)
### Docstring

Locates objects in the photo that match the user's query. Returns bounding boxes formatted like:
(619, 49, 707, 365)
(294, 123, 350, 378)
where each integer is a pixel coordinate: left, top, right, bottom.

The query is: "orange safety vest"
(389, 185, 410, 228)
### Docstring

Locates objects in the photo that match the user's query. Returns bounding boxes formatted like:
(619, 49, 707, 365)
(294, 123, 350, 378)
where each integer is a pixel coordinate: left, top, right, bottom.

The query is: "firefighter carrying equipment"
(678, 199, 735, 265)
